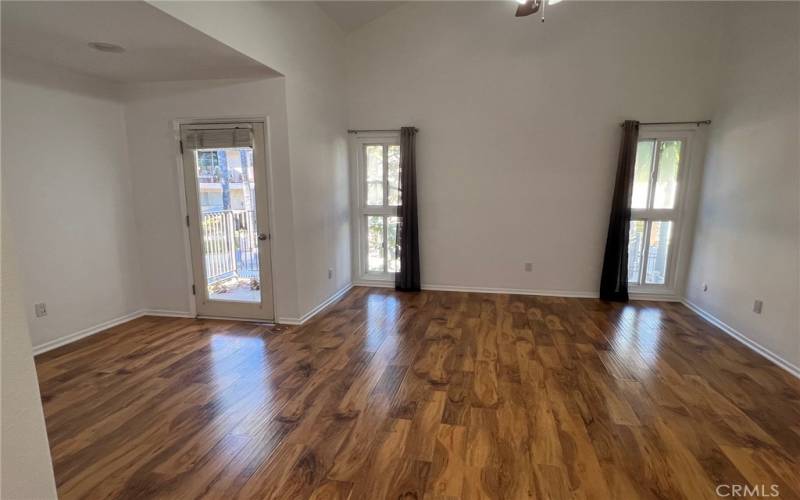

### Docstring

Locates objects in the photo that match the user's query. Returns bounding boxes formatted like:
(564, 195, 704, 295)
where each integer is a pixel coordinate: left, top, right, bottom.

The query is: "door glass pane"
(632, 140, 655, 209)
(195, 148, 261, 302)
(645, 221, 673, 284)
(366, 145, 384, 206)
(627, 220, 646, 284)
(387, 216, 401, 272)
(653, 140, 682, 209)
(367, 215, 385, 272)
(388, 145, 401, 206)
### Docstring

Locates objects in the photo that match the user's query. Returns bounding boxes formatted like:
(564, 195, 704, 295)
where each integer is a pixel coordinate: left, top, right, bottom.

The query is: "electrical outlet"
(328, 268, 333, 280)
(35, 302, 47, 318)
(524, 262, 533, 272)
(753, 300, 763, 314)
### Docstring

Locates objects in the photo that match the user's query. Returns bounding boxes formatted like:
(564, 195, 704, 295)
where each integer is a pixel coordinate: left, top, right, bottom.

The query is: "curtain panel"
(600, 120, 640, 301)
(396, 127, 421, 292)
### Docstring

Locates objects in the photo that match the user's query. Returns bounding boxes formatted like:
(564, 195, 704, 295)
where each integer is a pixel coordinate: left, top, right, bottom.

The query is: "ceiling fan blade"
(515, 0, 540, 17)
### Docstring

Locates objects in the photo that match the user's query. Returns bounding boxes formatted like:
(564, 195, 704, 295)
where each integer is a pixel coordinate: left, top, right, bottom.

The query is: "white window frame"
(628, 128, 695, 296)
(349, 132, 401, 283)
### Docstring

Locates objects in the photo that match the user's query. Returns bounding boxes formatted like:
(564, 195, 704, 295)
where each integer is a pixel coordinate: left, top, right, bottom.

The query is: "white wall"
(1, 56, 143, 348)
(122, 77, 301, 319)
(1, 207, 58, 499)
(6, 2, 797, 374)
(346, 1, 724, 295)
(3, 0, 351, 342)
(151, 1, 351, 316)
(686, 3, 800, 369)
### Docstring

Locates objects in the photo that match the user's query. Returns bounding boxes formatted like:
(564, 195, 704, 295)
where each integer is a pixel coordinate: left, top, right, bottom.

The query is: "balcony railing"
(201, 210, 259, 285)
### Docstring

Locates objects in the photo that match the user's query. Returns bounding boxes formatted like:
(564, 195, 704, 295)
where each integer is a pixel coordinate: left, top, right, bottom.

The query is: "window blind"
(184, 128, 253, 150)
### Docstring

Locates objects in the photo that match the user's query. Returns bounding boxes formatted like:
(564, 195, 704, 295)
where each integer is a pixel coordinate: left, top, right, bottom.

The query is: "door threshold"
(196, 314, 275, 325)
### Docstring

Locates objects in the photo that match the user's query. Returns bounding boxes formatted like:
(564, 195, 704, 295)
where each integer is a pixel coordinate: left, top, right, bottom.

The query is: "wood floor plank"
(348, 418, 411, 499)
(35, 288, 800, 499)
(425, 423, 467, 499)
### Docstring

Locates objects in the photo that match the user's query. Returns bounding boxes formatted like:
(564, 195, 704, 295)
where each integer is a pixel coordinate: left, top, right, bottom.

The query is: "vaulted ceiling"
(316, 1, 404, 32)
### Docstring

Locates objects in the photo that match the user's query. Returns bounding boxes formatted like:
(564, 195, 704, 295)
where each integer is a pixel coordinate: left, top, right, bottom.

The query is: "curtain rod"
(348, 128, 419, 134)
(622, 120, 711, 127)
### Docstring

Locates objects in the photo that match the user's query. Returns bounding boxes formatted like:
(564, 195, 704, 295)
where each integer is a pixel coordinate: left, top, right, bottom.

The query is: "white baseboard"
(33, 309, 146, 355)
(142, 309, 194, 318)
(278, 283, 353, 326)
(353, 280, 394, 289)
(33, 288, 356, 355)
(682, 299, 800, 380)
(32, 308, 196, 355)
(421, 284, 599, 298)
(629, 292, 681, 302)
(354, 282, 685, 302)
(424, 284, 599, 298)
(354, 281, 599, 298)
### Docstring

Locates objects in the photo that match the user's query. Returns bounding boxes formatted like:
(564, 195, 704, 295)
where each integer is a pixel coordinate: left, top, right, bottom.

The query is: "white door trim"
(172, 116, 278, 321)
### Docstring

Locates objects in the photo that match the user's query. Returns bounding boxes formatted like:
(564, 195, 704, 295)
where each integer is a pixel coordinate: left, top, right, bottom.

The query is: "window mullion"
(363, 207, 395, 217)
(635, 208, 678, 219)
(383, 145, 389, 207)
(382, 215, 388, 273)
(360, 146, 368, 277)
(632, 220, 643, 286)
(649, 210, 677, 220)
(640, 220, 653, 285)
(648, 140, 661, 210)
(361, 145, 367, 210)
(362, 215, 368, 276)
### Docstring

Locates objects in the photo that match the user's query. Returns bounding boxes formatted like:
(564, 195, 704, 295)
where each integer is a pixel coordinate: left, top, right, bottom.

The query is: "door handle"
(257, 233, 268, 241)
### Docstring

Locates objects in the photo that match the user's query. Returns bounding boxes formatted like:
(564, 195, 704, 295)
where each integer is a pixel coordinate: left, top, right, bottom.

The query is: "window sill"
(628, 286, 679, 301)
(354, 275, 396, 288)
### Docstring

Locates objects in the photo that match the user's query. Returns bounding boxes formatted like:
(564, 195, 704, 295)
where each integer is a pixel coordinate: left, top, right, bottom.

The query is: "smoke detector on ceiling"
(88, 42, 126, 53)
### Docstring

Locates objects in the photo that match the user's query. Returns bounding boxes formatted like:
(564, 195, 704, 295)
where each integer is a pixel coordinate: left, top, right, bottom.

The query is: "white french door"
(181, 122, 274, 320)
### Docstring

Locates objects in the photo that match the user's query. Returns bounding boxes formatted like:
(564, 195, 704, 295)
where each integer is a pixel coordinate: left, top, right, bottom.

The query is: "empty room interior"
(1, 1, 799, 498)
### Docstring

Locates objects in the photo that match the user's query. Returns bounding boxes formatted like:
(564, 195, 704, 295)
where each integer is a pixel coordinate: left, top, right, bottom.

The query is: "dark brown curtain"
(396, 127, 420, 291)
(600, 120, 639, 302)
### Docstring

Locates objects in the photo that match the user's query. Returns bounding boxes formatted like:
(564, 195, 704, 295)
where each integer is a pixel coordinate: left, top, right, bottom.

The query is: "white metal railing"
(201, 210, 259, 284)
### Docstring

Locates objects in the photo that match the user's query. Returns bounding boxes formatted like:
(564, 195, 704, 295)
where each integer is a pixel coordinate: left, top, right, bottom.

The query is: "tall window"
(628, 135, 688, 288)
(355, 138, 401, 279)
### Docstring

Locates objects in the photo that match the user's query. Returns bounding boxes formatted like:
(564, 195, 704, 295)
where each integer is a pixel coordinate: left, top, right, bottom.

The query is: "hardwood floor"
(36, 287, 800, 499)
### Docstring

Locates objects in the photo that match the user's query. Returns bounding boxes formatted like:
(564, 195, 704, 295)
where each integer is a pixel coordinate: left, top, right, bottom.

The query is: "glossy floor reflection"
(35, 288, 800, 499)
